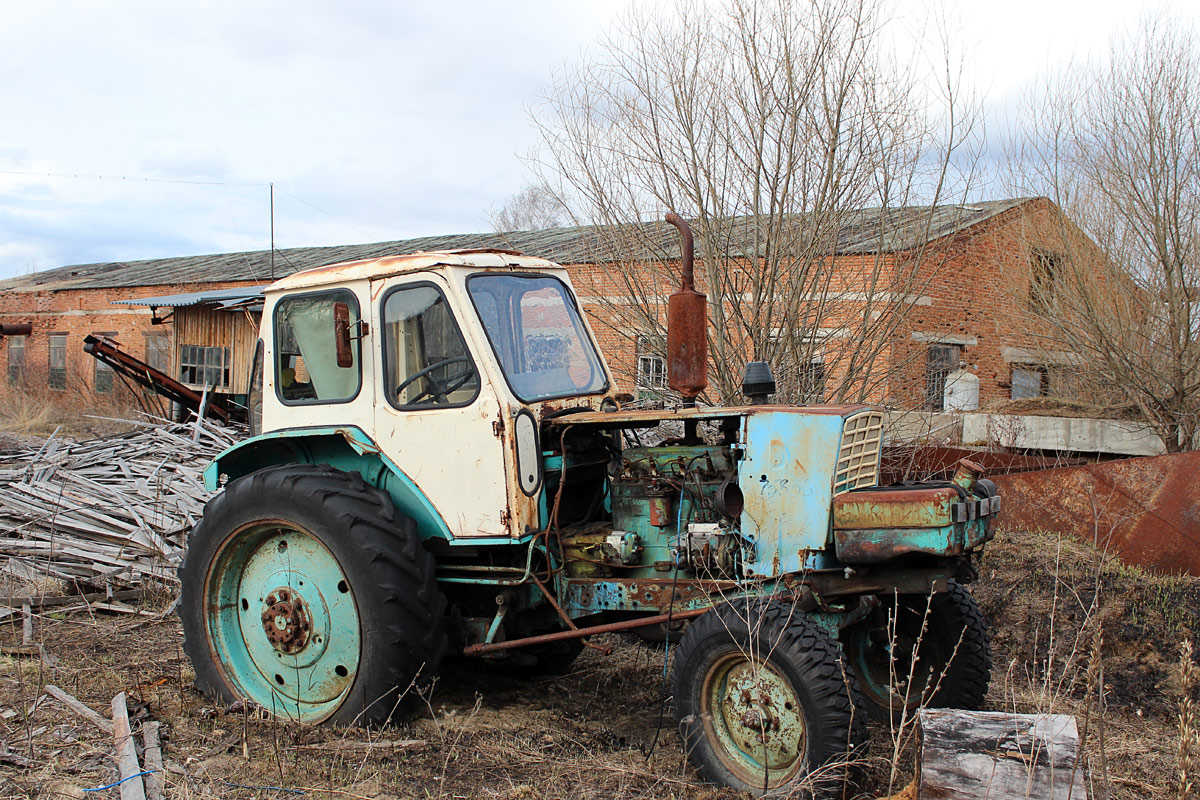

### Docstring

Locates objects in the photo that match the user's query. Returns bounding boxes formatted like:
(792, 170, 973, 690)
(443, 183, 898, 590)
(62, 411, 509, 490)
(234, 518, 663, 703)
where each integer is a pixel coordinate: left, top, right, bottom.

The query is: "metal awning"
(112, 286, 265, 309)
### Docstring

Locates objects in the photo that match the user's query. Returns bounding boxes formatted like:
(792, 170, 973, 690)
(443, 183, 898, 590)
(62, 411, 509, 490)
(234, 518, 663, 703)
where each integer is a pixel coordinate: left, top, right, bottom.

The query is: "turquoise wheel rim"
(851, 627, 904, 710)
(205, 520, 361, 722)
(850, 616, 939, 714)
(701, 652, 807, 787)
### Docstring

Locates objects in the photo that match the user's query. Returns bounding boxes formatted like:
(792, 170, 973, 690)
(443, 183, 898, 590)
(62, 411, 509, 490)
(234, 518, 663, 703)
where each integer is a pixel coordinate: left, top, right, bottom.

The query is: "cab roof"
(266, 248, 564, 293)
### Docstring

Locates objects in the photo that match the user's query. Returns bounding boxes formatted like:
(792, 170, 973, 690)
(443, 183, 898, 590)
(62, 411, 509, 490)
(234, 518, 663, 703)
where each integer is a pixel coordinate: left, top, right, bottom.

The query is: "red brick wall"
(0, 279, 258, 393)
(0, 199, 1093, 409)
(885, 197, 1098, 409)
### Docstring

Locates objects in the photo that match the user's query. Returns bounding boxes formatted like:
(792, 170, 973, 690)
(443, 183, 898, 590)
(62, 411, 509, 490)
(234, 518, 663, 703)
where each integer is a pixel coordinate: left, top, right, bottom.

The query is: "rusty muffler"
(665, 213, 707, 407)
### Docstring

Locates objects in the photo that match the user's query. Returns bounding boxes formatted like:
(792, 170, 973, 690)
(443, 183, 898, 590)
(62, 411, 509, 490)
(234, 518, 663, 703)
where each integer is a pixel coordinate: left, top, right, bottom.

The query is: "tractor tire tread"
(929, 580, 991, 710)
(179, 463, 447, 725)
(671, 598, 868, 796)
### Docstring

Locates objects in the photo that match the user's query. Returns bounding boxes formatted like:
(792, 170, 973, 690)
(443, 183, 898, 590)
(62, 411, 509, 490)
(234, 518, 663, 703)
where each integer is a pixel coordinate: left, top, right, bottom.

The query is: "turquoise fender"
(203, 426, 455, 542)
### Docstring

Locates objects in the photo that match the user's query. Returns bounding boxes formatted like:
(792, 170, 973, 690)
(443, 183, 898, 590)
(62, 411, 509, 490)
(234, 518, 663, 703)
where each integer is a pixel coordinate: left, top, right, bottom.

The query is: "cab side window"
(382, 284, 480, 408)
(273, 290, 361, 404)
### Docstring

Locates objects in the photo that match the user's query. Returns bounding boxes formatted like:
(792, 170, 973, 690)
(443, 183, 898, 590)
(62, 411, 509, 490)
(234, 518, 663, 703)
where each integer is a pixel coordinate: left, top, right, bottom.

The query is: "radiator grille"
(834, 411, 883, 494)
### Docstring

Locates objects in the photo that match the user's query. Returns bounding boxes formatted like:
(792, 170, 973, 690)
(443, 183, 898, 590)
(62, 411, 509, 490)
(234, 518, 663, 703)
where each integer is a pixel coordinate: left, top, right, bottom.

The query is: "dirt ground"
(0, 527, 1193, 799)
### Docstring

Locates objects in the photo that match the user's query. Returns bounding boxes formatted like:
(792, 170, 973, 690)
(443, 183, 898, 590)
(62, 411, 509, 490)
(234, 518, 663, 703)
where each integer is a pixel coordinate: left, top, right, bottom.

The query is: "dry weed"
(0, 366, 162, 439)
(1179, 640, 1199, 800)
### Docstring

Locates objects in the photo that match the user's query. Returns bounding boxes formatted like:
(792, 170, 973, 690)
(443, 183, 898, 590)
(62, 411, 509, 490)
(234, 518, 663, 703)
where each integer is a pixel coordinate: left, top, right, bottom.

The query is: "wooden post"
(918, 709, 1088, 799)
(142, 721, 164, 800)
(111, 692, 147, 800)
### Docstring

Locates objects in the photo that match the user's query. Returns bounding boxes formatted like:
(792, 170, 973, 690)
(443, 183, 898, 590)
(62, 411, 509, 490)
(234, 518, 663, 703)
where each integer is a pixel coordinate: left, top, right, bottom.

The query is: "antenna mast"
(269, 182, 275, 280)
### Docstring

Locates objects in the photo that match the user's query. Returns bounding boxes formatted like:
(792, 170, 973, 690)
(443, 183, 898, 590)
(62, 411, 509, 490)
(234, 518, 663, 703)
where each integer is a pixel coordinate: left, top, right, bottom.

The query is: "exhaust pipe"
(665, 213, 707, 407)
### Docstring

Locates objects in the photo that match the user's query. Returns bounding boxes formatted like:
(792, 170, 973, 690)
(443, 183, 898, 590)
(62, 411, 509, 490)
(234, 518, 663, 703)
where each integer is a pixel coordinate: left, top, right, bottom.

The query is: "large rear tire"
(179, 464, 447, 725)
(671, 599, 868, 797)
(843, 580, 991, 722)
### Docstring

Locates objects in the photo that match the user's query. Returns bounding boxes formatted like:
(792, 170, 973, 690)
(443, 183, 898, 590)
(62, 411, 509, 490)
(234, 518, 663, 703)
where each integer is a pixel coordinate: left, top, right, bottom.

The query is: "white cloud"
(0, 0, 1195, 281)
(0, 1, 628, 279)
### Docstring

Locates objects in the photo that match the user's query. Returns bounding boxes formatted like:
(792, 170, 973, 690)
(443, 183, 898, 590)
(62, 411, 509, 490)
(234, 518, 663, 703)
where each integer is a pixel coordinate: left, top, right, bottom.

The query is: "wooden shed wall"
(173, 306, 260, 394)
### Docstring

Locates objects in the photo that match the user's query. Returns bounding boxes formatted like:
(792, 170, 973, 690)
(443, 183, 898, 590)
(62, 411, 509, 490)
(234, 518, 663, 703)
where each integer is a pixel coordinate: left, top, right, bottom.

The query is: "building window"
(93, 333, 116, 393)
(1031, 249, 1062, 309)
(180, 345, 231, 389)
(94, 360, 114, 393)
(144, 332, 169, 373)
(7, 335, 25, 385)
(1011, 366, 1049, 400)
(48, 334, 67, 390)
(925, 344, 961, 410)
(635, 335, 667, 397)
(798, 359, 826, 404)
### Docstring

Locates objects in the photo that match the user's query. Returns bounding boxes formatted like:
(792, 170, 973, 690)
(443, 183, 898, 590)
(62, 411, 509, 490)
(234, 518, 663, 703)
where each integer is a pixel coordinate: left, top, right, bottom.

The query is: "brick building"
(0, 196, 1092, 411)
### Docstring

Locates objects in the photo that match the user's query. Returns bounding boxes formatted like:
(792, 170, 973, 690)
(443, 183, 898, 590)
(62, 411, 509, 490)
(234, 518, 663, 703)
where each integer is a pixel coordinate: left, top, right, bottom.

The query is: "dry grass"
(980, 395, 1142, 420)
(975, 527, 1199, 798)
(0, 618, 734, 800)
(0, 368, 166, 441)
(1178, 640, 1198, 800)
(0, 526, 1193, 798)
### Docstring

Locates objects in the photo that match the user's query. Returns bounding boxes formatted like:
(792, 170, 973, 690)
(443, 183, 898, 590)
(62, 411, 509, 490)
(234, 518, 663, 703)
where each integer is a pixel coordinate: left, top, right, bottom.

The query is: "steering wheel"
(396, 356, 475, 405)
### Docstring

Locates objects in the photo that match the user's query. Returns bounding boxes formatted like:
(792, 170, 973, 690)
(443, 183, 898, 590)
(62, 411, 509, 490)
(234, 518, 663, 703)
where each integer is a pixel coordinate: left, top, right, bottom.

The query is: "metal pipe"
(462, 606, 711, 656)
(665, 212, 695, 292)
(0, 323, 32, 336)
(530, 574, 612, 654)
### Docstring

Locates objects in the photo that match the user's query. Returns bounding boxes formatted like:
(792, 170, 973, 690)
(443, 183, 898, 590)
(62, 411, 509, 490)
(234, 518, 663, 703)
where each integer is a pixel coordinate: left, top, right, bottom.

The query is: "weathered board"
(0, 416, 240, 587)
(918, 709, 1088, 799)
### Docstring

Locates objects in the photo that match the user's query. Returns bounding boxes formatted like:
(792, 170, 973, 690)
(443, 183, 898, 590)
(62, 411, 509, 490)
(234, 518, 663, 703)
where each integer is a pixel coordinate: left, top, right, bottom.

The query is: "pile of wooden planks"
(0, 417, 240, 587)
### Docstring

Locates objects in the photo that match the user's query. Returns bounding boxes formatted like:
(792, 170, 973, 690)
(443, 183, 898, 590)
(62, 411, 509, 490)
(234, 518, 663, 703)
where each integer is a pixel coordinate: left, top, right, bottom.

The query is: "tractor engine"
(606, 443, 745, 579)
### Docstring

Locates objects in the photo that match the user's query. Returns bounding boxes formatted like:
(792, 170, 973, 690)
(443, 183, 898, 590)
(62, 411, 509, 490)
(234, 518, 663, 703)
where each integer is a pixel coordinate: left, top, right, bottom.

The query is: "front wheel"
(671, 599, 868, 797)
(179, 464, 448, 725)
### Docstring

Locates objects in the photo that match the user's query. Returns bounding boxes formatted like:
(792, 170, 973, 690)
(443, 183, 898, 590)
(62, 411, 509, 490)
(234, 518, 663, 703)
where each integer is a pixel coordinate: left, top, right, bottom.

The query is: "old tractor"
(179, 216, 997, 795)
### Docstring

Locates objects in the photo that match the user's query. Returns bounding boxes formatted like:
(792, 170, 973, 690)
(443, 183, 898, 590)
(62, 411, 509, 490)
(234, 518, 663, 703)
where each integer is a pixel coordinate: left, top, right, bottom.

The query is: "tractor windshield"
(467, 274, 608, 402)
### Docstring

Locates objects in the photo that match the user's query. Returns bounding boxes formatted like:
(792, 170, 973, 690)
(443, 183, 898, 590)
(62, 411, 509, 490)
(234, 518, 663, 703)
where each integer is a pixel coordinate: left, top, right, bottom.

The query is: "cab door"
(371, 275, 509, 539)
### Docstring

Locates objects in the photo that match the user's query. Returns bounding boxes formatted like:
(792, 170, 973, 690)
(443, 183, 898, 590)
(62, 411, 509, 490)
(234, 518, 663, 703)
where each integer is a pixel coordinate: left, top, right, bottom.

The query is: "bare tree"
(1007, 13, 1200, 451)
(489, 184, 568, 232)
(528, 0, 982, 405)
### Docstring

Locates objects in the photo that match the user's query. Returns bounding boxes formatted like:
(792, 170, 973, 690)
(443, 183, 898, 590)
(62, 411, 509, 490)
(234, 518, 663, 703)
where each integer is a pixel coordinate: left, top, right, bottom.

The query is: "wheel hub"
(707, 656, 807, 778)
(261, 587, 312, 653)
(740, 708, 769, 732)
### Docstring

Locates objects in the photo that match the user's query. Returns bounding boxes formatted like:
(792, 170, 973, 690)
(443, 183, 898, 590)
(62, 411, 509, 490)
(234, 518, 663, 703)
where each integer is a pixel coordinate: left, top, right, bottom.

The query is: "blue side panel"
(739, 411, 843, 578)
(204, 426, 456, 542)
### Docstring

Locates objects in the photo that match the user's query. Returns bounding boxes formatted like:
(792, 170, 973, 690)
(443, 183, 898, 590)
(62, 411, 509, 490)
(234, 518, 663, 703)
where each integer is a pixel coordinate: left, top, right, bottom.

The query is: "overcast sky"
(0, 0, 1191, 282)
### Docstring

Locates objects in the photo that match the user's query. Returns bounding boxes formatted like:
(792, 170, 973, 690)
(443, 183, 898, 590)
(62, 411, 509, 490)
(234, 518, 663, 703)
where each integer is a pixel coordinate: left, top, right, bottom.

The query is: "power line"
(274, 185, 371, 238)
(0, 169, 267, 187)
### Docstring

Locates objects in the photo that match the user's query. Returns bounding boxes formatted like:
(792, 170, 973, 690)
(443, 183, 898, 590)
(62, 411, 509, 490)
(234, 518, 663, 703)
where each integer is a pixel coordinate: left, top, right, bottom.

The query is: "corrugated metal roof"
(0, 198, 1034, 293)
(111, 286, 267, 308)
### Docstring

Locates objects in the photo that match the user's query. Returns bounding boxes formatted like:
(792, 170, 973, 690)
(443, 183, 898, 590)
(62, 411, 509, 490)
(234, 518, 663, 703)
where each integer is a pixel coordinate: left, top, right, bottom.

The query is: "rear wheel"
(844, 580, 991, 721)
(179, 464, 447, 725)
(672, 599, 867, 797)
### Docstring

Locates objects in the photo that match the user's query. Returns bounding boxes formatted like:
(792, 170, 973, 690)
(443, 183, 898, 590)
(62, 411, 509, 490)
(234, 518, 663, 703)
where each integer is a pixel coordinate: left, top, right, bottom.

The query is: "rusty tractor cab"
(179, 217, 997, 796)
